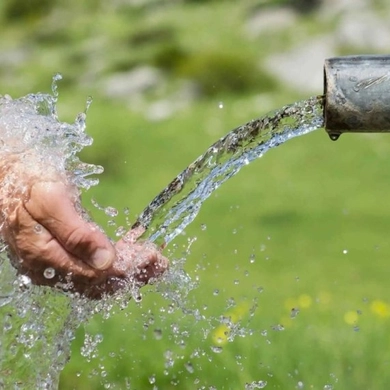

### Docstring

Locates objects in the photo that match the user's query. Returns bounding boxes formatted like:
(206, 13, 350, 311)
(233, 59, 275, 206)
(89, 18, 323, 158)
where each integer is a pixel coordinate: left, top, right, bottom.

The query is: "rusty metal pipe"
(324, 55, 390, 140)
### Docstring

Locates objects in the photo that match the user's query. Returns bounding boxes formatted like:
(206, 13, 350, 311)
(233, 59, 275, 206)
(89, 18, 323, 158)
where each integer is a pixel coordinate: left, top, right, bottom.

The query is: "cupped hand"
(0, 160, 168, 299)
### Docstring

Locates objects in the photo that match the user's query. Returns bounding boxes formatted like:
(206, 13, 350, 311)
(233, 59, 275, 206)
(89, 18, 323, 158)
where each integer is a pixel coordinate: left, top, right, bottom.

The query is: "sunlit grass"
(2, 0, 390, 389)
(60, 94, 390, 389)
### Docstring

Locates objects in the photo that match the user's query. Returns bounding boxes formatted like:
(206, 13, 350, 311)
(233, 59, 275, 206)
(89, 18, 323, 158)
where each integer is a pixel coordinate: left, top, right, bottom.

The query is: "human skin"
(0, 152, 168, 299)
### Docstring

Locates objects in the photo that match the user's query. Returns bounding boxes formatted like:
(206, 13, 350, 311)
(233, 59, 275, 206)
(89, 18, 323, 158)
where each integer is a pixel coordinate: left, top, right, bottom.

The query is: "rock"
(146, 80, 199, 122)
(0, 48, 30, 67)
(102, 66, 163, 99)
(320, 0, 369, 16)
(264, 37, 336, 94)
(335, 10, 390, 51)
(245, 7, 297, 38)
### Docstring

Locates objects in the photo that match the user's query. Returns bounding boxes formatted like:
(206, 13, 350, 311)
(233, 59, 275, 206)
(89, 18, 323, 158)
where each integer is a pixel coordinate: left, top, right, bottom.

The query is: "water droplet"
(271, 324, 284, 331)
(290, 308, 300, 318)
(153, 329, 163, 340)
(200, 223, 207, 231)
(213, 289, 219, 296)
(218, 102, 224, 109)
(51, 73, 63, 98)
(43, 267, 56, 279)
(53, 72, 63, 82)
(171, 323, 179, 334)
(245, 380, 267, 389)
(184, 362, 194, 373)
(132, 292, 142, 303)
(34, 224, 43, 234)
(148, 374, 156, 384)
(343, 249, 348, 254)
(297, 381, 304, 389)
(329, 373, 338, 383)
(91, 198, 104, 210)
(249, 254, 256, 263)
(85, 96, 93, 113)
(329, 133, 340, 141)
(104, 206, 118, 217)
(211, 346, 223, 353)
(323, 385, 333, 390)
(115, 226, 127, 237)
(17, 274, 32, 290)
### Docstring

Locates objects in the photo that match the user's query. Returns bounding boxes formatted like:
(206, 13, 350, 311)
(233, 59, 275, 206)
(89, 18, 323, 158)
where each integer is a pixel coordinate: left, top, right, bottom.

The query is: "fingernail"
(90, 248, 114, 270)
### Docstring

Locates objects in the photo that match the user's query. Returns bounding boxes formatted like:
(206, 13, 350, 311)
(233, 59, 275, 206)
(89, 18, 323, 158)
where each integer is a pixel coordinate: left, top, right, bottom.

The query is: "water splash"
(0, 77, 102, 388)
(0, 85, 102, 191)
(133, 96, 325, 245)
(0, 250, 95, 388)
(0, 81, 325, 388)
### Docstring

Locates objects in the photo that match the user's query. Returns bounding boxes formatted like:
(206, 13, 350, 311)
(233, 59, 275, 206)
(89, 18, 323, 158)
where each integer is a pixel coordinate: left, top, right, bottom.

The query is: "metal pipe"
(324, 55, 390, 140)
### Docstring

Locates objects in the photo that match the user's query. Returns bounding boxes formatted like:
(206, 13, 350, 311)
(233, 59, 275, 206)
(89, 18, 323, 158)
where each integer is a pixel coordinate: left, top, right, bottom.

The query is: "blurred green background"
(2, 0, 390, 388)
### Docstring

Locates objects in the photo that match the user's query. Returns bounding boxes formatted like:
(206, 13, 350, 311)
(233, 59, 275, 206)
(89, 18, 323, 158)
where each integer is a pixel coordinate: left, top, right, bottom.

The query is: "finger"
(25, 180, 115, 270)
(120, 225, 146, 245)
(115, 239, 169, 285)
(6, 203, 103, 284)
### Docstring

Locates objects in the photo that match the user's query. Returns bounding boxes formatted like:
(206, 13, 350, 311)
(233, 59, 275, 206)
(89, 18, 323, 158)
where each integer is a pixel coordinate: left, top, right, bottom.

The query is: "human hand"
(0, 154, 168, 299)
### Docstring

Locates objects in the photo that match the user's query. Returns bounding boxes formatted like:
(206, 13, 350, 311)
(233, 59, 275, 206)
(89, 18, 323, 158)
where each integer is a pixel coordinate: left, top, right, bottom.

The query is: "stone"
(335, 10, 390, 51)
(245, 7, 297, 38)
(102, 66, 163, 99)
(264, 37, 336, 94)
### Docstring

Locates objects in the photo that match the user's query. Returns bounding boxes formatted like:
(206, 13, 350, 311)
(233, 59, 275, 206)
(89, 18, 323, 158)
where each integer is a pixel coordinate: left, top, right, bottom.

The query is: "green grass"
(60, 98, 390, 389)
(2, 0, 390, 389)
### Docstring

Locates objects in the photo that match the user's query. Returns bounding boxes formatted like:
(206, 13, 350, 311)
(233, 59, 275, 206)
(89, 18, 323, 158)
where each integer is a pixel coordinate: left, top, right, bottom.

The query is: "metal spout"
(324, 55, 390, 140)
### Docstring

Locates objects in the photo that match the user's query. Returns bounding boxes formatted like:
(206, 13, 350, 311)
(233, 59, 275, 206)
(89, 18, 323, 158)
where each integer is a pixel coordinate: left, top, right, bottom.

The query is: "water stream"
(135, 95, 325, 246)
(0, 86, 324, 388)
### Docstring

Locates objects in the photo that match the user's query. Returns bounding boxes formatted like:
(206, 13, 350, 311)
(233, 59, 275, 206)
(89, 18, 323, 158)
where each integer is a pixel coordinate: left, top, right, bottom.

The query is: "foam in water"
(0, 80, 325, 388)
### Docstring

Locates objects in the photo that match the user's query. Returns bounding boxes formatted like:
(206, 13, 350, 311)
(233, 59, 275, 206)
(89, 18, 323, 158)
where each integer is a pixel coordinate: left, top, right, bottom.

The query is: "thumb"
(25, 180, 115, 270)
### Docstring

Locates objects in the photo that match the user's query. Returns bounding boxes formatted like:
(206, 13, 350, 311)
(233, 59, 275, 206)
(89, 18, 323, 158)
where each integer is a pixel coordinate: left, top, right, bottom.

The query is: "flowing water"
(0, 83, 324, 389)
(134, 95, 325, 246)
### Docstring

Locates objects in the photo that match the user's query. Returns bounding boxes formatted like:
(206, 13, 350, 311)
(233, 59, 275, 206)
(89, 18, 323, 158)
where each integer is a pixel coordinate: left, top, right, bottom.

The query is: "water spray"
(324, 55, 390, 140)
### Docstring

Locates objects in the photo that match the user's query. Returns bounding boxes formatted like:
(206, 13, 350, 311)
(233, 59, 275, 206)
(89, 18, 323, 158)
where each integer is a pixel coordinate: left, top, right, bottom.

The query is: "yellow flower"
(370, 300, 390, 318)
(212, 325, 229, 345)
(344, 311, 358, 325)
(229, 302, 250, 323)
(298, 294, 312, 309)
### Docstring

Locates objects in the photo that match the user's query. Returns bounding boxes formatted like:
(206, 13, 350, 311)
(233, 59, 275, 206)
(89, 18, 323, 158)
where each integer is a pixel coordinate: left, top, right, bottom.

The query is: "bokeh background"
(2, 0, 390, 388)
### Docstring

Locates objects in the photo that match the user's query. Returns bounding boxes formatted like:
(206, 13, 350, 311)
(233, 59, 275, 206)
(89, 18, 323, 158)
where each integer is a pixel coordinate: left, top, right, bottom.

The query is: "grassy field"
(59, 98, 390, 389)
(2, 0, 390, 389)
